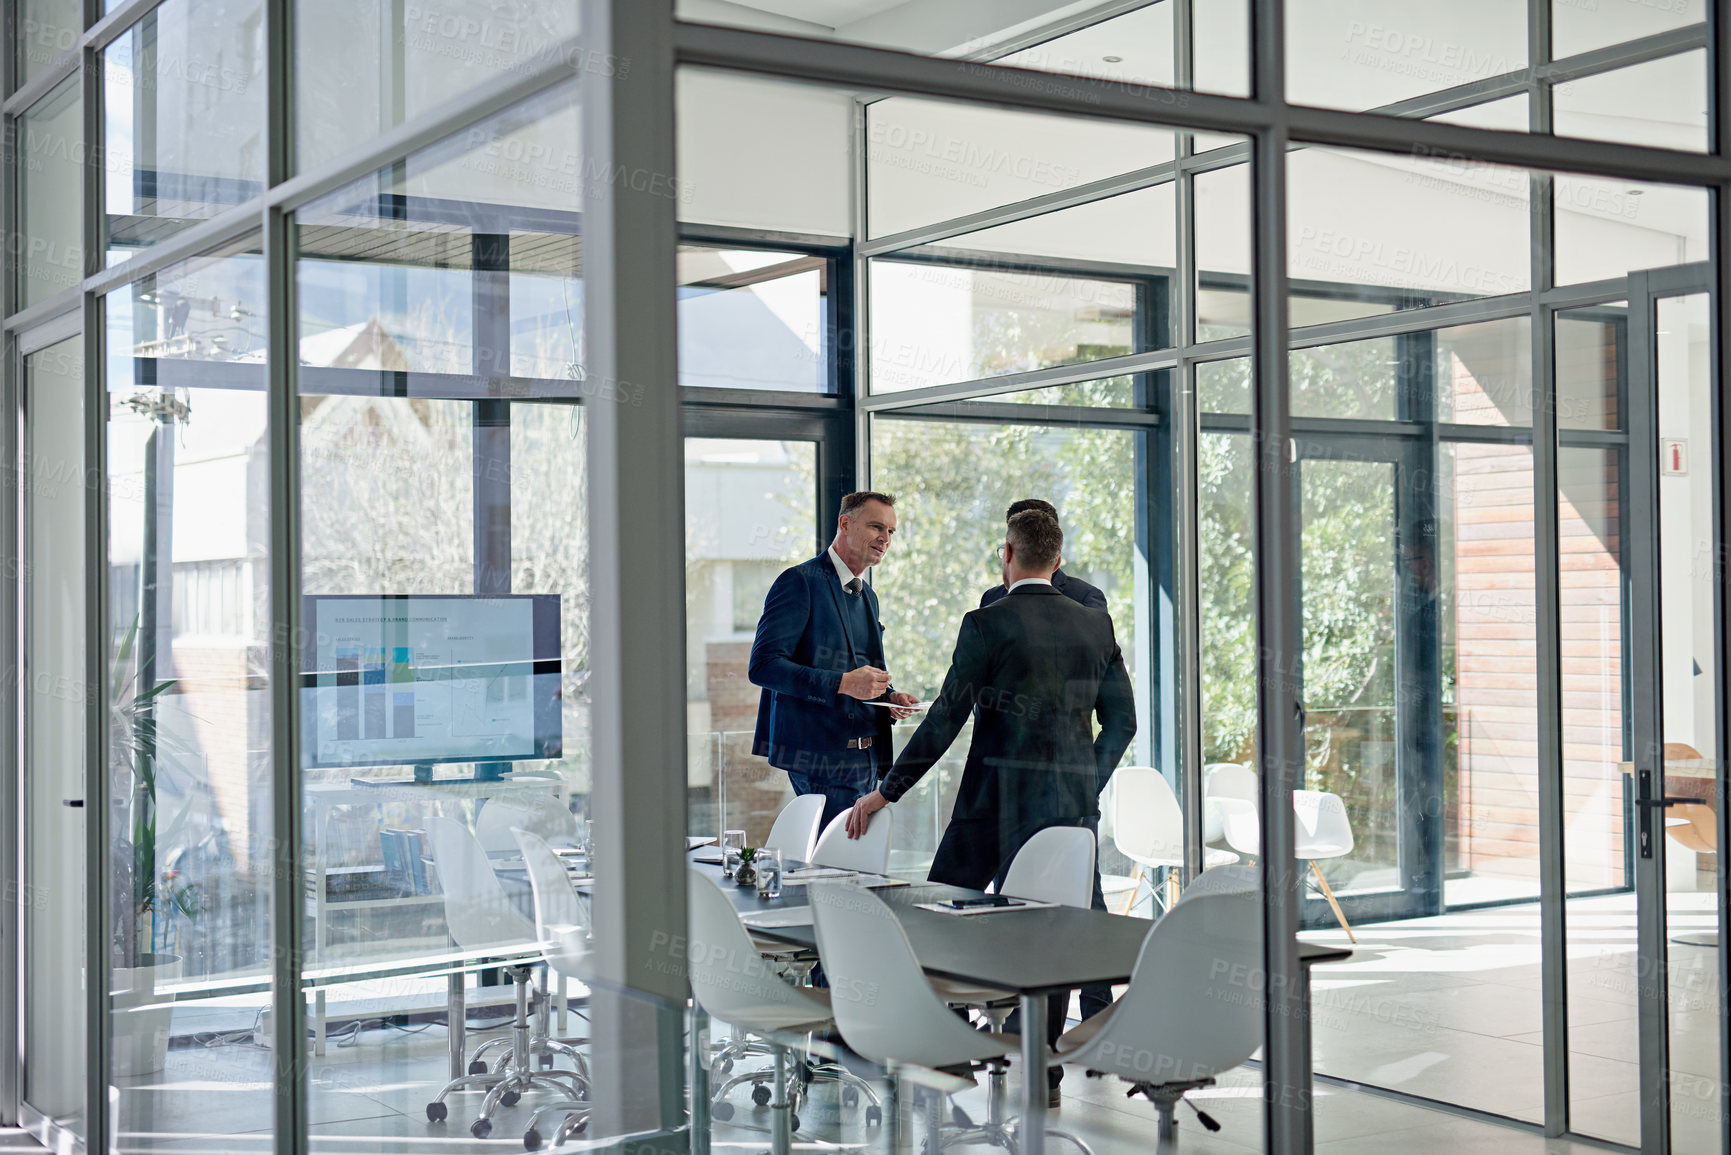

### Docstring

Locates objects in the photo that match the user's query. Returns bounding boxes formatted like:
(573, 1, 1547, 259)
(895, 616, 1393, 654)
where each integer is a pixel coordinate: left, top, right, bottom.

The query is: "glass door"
(1628, 284, 1725, 1154)
(1294, 444, 1442, 927)
(20, 332, 88, 1146)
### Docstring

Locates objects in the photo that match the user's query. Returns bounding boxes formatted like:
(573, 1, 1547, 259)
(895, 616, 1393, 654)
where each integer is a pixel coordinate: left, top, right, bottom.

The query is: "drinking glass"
(755, 848, 783, 900)
(722, 829, 746, 878)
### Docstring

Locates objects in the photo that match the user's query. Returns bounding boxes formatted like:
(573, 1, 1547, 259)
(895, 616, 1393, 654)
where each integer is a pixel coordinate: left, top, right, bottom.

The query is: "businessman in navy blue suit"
(749, 491, 919, 831)
(978, 498, 1107, 613)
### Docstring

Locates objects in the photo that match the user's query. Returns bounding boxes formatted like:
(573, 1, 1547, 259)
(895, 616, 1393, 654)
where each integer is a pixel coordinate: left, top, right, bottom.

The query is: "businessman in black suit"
(749, 491, 919, 831)
(978, 498, 1107, 613)
(979, 498, 1115, 1026)
(845, 509, 1135, 1102)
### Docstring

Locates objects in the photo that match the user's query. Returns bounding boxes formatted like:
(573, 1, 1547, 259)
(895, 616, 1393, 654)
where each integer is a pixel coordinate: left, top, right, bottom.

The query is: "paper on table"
(914, 898, 1057, 915)
(863, 699, 932, 711)
(739, 906, 814, 928)
(783, 867, 909, 889)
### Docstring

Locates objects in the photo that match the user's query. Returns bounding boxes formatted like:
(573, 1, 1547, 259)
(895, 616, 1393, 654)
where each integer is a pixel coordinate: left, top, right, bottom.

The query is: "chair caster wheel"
(471, 1118, 493, 1139)
(717, 1058, 733, 1075)
(842, 1087, 860, 1108)
(789, 1113, 800, 1133)
(524, 1128, 543, 1150)
(752, 1085, 772, 1107)
(865, 1105, 883, 1127)
(713, 1101, 735, 1122)
(469, 1060, 488, 1075)
(426, 1102, 448, 1123)
(502, 1090, 521, 1107)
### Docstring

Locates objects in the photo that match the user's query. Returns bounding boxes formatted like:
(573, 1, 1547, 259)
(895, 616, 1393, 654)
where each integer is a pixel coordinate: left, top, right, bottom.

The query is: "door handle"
(1634, 796, 1698, 809)
(62, 799, 83, 808)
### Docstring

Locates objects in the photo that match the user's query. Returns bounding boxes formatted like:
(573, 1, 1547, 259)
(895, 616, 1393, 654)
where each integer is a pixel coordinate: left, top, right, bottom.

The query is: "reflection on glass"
(868, 260, 1140, 393)
(1434, 317, 1532, 426)
(1289, 147, 1529, 305)
(23, 337, 86, 1143)
(1198, 431, 1254, 764)
(16, 0, 80, 85)
(872, 417, 1143, 873)
(19, 78, 83, 307)
(1557, 445, 1636, 1145)
(295, 85, 584, 395)
(1556, 304, 1625, 430)
(1552, 1, 1699, 57)
(294, 1, 581, 174)
(866, 96, 1172, 238)
(1553, 52, 1707, 154)
(1287, 4, 1525, 113)
(1553, 177, 1707, 288)
(994, 3, 1175, 87)
(684, 438, 817, 844)
(104, 239, 274, 1151)
(1192, 0, 1249, 97)
(1195, 160, 1251, 340)
(103, 0, 267, 263)
(678, 249, 827, 392)
(1655, 293, 1722, 1153)
(952, 184, 1177, 270)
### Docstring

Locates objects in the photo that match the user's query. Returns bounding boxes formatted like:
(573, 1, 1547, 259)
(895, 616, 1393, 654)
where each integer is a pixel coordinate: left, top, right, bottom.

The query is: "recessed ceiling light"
(1628, 189, 1645, 196)
(1102, 55, 1123, 62)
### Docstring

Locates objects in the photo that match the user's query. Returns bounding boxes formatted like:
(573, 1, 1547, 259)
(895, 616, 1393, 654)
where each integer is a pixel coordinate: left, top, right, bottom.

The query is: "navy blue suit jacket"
(749, 553, 895, 786)
(978, 567, 1108, 612)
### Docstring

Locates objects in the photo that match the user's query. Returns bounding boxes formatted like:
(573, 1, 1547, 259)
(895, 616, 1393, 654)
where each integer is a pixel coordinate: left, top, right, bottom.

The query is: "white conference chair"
(1055, 890, 1263, 1149)
(809, 806, 894, 874)
(687, 871, 883, 1143)
(422, 817, 585, 1140)
(763, 794, 826, 863)
(514, 828, 597, 1151)
(476, 792, 579, 854)
(808, 882, 1091, 1155)
(1177, 863, 1259, 903)
(1111, 767, 1237, 916)
(1203, 764, 1358, 942)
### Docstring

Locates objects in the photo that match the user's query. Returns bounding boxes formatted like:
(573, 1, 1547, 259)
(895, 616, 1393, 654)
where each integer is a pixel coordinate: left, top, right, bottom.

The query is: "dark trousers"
(786, 772, 866, 834)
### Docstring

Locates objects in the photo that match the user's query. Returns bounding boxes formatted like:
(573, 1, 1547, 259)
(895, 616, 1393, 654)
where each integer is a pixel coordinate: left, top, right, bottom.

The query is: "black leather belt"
(846, 736, 874, 750)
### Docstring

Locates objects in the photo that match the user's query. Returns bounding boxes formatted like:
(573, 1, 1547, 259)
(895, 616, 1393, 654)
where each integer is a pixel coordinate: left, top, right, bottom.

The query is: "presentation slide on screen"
(304, 596, 560, 768)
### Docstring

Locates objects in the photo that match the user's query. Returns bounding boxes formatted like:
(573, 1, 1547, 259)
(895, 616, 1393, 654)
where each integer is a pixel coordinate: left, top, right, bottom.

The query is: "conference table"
(693, 857, 1351, 1155)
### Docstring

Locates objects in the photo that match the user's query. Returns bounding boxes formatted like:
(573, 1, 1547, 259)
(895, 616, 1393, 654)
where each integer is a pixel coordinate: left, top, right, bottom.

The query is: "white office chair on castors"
(422, 817, 587, 1141)
(808, 881, 1092, 1155)
(1056, 890, 1263, 1150)
(514, 828, 597, 1151)
(688, 871, 883, 1148)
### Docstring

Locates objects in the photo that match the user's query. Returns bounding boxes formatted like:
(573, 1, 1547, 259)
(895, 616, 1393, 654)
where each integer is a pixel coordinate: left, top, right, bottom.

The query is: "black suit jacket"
(880, 584, 1136, 829)
(979, 567, 1107, 612)
(748, 553, 895, 786)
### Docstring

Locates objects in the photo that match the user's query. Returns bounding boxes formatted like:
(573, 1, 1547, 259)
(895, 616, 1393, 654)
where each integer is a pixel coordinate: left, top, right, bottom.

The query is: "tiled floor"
(81, 890, 1720, 1152)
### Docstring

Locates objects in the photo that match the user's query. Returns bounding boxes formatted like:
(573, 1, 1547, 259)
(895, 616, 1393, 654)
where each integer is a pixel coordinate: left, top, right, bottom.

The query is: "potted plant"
(734, 848, 758, 889)
(109, 619, 200, 1077)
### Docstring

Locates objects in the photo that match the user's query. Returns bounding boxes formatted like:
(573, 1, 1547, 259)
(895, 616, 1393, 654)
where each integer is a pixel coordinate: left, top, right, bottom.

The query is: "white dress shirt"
(828, 546, 865, 591)
(1006, 576, 1054, 594)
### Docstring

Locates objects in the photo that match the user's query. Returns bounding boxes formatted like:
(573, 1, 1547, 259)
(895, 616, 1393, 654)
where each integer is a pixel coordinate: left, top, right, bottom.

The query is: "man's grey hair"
(839, 491, 896, 519)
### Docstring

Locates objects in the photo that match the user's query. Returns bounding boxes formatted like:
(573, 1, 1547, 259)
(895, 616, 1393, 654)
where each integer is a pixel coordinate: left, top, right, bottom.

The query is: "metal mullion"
(850, 94, 871, 492)
(1537, 23, 1707, 85)
(265, 0, 302, 1146)
(678, 224, 850, 251)
(857, 160, 1178, 256)
(1174, 0, 1203, 886)
(1527, 0, 1573, 1135)
(674, 22, 1730, 186)
(679, 387, 843, 413)
(14, 310, 79, 354)
(860, 350, 1180, 412)
(0, 0, 166, 116)
(882, 244, 1170, 282)
(1712, 9, 1731, 1149)
(2, 294, 84, 336)
(1, 51, 78, 118)
(1286, 294, 1535, 349)
(869, 401, 1160, 428)
(958, 0, 1162, 62)
(77, 200, 264, 301)
(1624, 276, 1671, 1155)
(1245, 0, 1308, 1152)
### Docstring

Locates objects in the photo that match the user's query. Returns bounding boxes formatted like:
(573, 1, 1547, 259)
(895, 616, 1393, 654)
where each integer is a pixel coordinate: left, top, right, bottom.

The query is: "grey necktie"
(845, 577, 862, 596)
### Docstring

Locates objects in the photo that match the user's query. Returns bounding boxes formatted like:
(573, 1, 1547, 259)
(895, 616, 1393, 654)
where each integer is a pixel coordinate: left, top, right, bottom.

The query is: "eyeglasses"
(993, 544, 1008, 563)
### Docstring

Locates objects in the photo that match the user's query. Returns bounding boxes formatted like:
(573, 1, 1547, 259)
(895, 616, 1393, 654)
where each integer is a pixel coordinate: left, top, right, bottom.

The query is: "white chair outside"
(1203, 764, 1359, 942)
(687, 871, 882, 1150)
(1054, 889, 1263, 1150)
(1176, 864, 1259, 903)
(1111, 767, 1237, 916)
(763, 794, 826, 863)
(1096, 778, 1139, 911)
(808, 882, 1091, 1155)
(809, 806, 893, 873)
(513, 828, 597, 1151)
(422, 817, 585, 1141)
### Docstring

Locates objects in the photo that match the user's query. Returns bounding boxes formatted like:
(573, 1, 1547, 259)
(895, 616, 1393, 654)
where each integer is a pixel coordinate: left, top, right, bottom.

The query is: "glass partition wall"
(3, 3, 1728, 1155)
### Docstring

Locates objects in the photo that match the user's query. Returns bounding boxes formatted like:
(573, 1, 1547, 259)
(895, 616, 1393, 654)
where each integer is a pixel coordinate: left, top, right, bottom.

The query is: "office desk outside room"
(693, 860, 1351, 1155)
